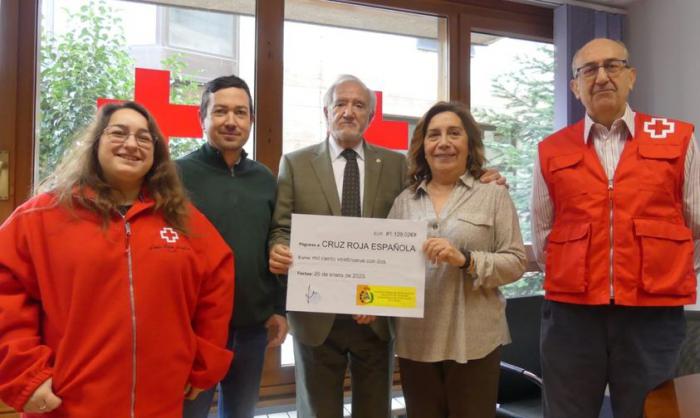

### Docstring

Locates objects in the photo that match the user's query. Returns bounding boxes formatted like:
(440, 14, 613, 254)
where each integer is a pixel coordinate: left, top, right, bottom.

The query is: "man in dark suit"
(268, 74, 403, 418)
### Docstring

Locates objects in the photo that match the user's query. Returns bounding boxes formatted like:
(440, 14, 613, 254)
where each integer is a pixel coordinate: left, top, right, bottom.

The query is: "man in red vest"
(532, 38, 700, 418)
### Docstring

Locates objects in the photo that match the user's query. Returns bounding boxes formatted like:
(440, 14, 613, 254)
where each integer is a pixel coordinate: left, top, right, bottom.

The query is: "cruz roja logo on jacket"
(160, 227, 179, 244)
(149, 226, 192, 254)
(644, 117, 675, 139)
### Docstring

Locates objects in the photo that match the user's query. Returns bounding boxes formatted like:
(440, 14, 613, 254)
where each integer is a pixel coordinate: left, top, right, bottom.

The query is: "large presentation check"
(286, 214, 427, 318)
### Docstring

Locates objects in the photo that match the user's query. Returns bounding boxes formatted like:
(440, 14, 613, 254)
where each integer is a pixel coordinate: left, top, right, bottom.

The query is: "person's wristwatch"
(459, 249, 471, 270)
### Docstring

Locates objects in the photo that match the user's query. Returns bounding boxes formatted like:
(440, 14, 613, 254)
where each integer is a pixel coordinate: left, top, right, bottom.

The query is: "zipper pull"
(608, 179, 613, 198)
(125, 222, 132, 251)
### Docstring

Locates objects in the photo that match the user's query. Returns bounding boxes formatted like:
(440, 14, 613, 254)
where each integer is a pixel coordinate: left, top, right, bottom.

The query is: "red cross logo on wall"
(98, 68, 409, 150)
(643, 117, 675, 139)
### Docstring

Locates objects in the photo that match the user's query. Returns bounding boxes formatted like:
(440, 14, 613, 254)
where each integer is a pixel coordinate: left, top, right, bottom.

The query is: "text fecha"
(321, 240, 416, 252)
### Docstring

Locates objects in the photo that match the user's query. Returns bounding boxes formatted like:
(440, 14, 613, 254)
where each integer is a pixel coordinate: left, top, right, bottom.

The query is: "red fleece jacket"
(0, 192, 234, 417)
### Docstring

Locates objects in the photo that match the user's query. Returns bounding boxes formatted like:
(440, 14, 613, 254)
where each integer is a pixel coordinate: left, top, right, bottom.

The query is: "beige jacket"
(389, 174, 527, 362)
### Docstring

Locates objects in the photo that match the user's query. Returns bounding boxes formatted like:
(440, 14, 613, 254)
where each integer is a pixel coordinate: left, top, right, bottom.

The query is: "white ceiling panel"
(511, 0, 639, 13)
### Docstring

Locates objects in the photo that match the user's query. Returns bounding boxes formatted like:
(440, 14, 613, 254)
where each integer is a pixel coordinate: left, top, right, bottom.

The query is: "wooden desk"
(0, 401, 18, 418)
(644, 374, 700, 418)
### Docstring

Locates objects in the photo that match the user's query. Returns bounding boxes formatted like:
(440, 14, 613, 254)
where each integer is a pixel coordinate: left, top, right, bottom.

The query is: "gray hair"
(323, 75, 376, 122)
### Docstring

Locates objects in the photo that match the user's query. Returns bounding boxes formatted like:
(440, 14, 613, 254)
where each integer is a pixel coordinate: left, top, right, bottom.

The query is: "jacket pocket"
(637, 144, 682, 188)
(456, 213, 493, 243)
(549, 152, 584, 172)
(548, 153, 586, 199)
(637, 144, 681, 160)
(457, 213, 493, 228)
(633, 219, 695, 295)
(544, 223, 590, 293)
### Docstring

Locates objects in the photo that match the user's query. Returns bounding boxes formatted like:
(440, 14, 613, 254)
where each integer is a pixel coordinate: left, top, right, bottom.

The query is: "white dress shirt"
(328, 137, 365, 211)
(531, 105, 700, 281)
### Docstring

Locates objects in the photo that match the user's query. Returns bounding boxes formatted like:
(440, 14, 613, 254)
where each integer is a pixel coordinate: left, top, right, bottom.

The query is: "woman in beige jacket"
(389, 101, 527, 418)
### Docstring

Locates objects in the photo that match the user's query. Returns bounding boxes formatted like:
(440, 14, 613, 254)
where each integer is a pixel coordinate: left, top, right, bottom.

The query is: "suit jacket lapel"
(363, 141, 382, 218)
(311, 139, 342, 216)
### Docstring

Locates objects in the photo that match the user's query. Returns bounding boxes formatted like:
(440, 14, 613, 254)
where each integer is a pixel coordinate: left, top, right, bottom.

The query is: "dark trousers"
(183, 324, 268, 418)
(293, 317, 393, 418)
(540, 300, 686, 418)
(399, 347, 501, 418)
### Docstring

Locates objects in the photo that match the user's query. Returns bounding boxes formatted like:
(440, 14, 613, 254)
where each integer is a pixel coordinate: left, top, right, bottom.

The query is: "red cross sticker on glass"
(98, 68, 410, 150)
(364, 91, 410, 151)
(643, 117, 675, 139)
(97, 68, 201, 144)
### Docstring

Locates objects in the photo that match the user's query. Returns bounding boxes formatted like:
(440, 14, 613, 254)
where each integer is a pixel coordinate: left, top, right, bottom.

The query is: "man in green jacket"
(178, 75, 287, 418)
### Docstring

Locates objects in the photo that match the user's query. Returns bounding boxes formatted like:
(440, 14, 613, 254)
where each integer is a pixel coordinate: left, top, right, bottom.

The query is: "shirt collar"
(328, 136, 365, 161)
(203, 142, 248, 168)
(416, 172, 475, 194)
(584, 104, 636, 143)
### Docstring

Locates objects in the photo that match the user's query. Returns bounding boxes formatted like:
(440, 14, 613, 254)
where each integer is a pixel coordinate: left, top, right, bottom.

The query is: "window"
(470, 33, 553, 297)
(167, 8, 237, 57)
(8, 0, 553, 410)
(283, 0, 448, 154)
(37, 0, 256, 182)
(274, 0, 449, 370)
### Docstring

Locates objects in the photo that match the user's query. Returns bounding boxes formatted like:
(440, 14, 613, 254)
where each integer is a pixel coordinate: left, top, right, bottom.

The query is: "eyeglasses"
(574, 59, 629, 79)
(103, 126, 156, 148)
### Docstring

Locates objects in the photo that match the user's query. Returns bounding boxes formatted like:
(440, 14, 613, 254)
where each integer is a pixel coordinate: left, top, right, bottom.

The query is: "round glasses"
(103, 126, 156, 148)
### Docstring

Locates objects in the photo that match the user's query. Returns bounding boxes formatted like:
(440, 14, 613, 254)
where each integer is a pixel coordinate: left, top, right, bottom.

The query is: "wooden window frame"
(0, 0, 552, 408)
(254, 0, 552, 402)
(0, 0, 38, 222)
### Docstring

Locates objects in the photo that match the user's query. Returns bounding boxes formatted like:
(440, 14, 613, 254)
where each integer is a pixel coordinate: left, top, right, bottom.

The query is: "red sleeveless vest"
(539, 112, 696, 306)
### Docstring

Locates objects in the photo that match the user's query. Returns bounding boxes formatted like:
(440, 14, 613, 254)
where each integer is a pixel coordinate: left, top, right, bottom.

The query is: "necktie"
(341, 148, 361, 217)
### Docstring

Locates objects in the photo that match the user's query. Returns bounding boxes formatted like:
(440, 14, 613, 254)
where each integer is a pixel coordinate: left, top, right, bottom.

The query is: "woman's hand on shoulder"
(479, 168, 508, 187)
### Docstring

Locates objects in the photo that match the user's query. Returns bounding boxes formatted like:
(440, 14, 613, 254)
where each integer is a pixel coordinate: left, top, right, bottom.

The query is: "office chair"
(495, 294, 614, 418)
(496, 295, 544, 418)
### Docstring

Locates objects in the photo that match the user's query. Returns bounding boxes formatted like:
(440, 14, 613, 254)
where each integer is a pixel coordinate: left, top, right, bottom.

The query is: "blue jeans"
(183, 324, 268, 418)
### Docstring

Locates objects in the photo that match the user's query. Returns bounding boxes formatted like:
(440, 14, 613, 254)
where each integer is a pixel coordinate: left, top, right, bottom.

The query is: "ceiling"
(574, 0, 639, 6)
(514, 0, 640, 11)
(576, 0, 637, 7)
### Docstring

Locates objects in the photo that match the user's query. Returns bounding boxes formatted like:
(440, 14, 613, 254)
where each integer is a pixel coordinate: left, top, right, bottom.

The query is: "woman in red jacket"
(0, 102, 235, 417)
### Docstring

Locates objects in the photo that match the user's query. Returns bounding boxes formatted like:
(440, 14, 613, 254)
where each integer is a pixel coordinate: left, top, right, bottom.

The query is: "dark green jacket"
(177, 143, 284, 328)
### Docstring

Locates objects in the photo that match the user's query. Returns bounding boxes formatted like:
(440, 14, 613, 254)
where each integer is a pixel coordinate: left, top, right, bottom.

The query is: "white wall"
(626, 0, 700, 127)
(626, 0, 700, 310)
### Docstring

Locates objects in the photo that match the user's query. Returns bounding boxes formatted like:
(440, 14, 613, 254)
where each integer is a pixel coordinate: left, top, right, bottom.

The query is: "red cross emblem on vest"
(643, 117, 675, 139)
(160, 227, 179, 244)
